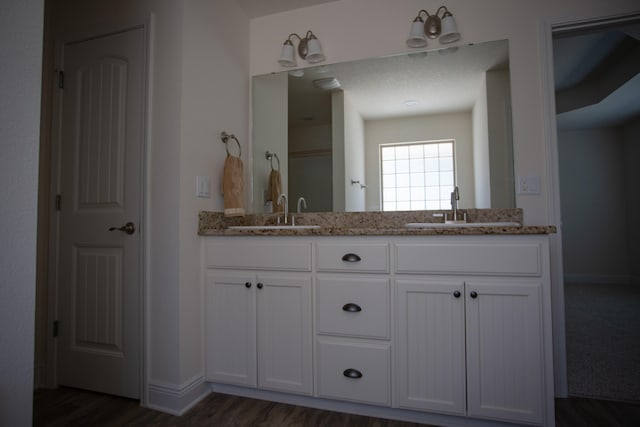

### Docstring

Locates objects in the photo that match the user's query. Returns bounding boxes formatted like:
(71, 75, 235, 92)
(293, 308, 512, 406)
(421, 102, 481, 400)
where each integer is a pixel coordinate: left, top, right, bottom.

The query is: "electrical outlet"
(517, 175, 540, 195)
(196, 176, 211, 198)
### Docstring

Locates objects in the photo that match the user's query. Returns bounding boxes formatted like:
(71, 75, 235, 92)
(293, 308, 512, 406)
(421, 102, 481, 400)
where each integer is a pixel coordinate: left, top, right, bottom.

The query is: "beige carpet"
(564, 282, 640, 403)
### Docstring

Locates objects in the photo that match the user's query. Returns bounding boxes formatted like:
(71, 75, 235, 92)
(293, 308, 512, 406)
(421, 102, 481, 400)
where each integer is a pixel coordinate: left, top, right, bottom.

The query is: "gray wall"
(623, 120, 640, 284)
(559, 123, 638, 284)
(0, 0, 44, 425)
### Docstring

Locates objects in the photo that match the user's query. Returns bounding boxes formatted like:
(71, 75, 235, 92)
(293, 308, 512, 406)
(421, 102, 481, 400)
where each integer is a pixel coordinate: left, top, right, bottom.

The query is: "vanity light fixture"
(407, 6, 460, 48)
(278, 30, 325, 67)
(313, 77, 341, 91)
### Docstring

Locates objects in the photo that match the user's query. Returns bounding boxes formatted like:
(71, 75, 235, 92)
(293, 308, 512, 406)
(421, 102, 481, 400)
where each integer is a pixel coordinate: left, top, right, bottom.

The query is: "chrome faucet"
(277, 193, 288, 224)
(297, 197, 307, 213)
(451, 186, 460, 221)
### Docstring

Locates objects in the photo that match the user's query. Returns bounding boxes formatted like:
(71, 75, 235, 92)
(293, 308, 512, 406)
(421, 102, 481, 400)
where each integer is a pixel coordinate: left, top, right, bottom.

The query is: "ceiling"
(553, 21, 640, 130)
(286, 41, 509, 127)
(235, 0, 338, 18)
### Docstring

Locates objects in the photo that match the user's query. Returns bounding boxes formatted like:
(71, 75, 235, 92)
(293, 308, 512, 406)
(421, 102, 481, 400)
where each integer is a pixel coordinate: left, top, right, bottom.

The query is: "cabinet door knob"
(343, 368, 363, 379)
(453, 290, 461, 298)
(341, 253, 362, 262)
(470, 291, 478, 299)
(342, 303, 362, 313)
(245, 282, 252, 289)
(257, 282, 263, 289)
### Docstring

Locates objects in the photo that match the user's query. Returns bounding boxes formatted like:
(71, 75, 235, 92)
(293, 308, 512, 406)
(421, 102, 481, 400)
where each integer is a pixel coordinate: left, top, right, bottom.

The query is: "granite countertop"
(198, 209, 557, 236)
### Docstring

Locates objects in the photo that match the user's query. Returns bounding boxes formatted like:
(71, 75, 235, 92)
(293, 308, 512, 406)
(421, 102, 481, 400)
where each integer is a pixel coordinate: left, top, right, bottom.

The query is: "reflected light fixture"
(407, 6, 460, 48)
(278, 30, 325, 67)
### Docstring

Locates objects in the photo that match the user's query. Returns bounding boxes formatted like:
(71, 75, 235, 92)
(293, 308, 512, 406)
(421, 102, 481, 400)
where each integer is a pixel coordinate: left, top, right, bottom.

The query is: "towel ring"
(266, 151, 280, 171)
(221, 131, 241, 157)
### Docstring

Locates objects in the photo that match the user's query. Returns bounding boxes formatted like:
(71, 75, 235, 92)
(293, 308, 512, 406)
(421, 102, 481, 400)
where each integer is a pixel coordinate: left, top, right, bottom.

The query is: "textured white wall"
(364, 112, 473, 210)
(0, 0, 44, 425)
(473, 75, 491, 208)
(177, 0, 249, 390)
(343, 92, 366, 211)
(253, 73, 288, 212)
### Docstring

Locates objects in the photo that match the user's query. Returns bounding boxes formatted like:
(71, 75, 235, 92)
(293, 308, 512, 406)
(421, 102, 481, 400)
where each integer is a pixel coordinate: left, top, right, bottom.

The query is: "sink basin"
(228, 225, 321, 230)
(405, 222, 521, 228)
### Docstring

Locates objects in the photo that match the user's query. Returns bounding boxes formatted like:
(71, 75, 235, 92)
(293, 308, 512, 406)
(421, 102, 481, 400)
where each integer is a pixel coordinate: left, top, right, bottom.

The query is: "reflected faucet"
(297, 197, 307, 213)
(277, 193, 288, 224)
(451, 186, 460, 221)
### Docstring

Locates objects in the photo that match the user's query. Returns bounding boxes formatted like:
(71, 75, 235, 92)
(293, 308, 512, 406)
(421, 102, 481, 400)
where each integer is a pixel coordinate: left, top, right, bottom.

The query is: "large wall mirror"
(252, 39, 515, 213)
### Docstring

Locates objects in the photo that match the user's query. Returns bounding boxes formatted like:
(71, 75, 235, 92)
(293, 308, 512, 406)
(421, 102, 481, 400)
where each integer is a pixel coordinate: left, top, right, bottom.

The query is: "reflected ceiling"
(287, 41, 509, 127)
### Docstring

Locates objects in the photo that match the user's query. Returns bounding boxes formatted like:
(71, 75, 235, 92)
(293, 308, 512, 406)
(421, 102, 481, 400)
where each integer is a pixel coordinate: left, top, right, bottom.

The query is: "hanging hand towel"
(268, 169, 283, 212)
(222, 155, 245, 217)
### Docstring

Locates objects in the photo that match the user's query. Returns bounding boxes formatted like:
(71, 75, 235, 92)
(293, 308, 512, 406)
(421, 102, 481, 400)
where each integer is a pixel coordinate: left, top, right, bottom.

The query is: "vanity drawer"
(316, 277, 390, 339)
(395, 242, 542, 276)
(205, 238, 311, 271)
(316, 242, 389, 273)
(316, 338, 390, 406)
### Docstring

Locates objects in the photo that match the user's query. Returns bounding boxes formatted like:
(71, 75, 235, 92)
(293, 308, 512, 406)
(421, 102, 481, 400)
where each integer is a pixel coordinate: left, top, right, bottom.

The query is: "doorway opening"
(553, 15, 640, 403)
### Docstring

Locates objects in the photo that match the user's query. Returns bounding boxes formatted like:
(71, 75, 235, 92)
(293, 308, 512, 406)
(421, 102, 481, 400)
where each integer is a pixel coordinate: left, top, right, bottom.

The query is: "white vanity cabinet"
(204, 238, 313, 395)
(395, 236, 553, 426)
(314, 239, 392, 406)
(202, 233, 554, 426)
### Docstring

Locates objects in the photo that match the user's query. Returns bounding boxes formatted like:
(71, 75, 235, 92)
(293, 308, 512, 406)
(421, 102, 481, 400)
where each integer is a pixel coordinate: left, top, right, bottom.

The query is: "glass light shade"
(439, 14, 460, 44)
(407, 19, 427, 48)
(278, 42, 297, 67)
(305, 38, 325, 63)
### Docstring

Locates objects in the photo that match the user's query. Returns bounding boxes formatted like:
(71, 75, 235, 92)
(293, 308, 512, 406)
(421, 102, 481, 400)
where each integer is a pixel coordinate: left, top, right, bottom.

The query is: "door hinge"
(58, 70, 64, 89)
(53, 320, 59, 338)
(55, 194, 61, 211)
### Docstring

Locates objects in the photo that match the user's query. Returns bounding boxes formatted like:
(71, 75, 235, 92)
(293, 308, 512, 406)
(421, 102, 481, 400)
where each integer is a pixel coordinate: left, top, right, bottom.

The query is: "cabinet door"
(465, 279, 544, 425)
(396, 279, 466, 415)
(205, 273, 256, 387)
(257, 275, 313, 395)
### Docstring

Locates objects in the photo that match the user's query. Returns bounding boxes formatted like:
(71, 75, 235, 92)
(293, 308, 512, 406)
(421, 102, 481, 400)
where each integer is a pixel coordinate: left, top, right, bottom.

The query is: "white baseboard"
(145, 374, 210, 415)
(564, 274, 632, 285)
(33, 363, 48, 389)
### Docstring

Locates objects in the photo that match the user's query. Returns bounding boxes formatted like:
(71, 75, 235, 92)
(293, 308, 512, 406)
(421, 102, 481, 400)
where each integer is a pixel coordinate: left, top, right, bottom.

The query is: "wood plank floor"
(34, 387, 640, 426)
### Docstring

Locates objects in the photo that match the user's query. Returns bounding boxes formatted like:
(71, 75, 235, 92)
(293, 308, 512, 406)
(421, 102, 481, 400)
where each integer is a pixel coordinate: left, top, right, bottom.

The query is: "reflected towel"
(222, 155, 245, 217)
(268, 169, 283, 212)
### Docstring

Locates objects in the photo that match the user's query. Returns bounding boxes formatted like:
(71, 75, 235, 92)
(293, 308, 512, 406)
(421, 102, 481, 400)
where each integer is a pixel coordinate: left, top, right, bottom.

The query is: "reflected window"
(380, 140, 455, 211)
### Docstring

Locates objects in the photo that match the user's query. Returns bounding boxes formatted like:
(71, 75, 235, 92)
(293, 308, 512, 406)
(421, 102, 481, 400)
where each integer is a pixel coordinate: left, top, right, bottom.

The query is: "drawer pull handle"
(245, 282, 252, 289)
(342, 303, 362, 313)
(341, 253, 362, 262)
(257, 282, 264, 289)
(470, 291, 478, 299)
(453, 290, 461, 298)
(343, 368, 363, 379)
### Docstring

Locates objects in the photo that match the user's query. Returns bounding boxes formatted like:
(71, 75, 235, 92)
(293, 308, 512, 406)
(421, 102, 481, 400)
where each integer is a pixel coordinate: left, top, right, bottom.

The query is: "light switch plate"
(517, 175, 540, 195)
(196, 176, 211, 198)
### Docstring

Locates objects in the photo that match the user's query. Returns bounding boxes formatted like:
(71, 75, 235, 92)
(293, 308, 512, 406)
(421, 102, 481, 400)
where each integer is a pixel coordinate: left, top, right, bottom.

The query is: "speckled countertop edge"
(198, 209, 557, 236)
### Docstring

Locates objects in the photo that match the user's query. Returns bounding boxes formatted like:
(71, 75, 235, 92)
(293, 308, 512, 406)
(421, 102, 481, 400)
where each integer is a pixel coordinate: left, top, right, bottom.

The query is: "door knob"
(109, 222, 136, 235)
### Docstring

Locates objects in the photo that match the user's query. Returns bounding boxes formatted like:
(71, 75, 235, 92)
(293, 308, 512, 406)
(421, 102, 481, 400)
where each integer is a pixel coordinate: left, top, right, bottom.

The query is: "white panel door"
(465, 279, 544, 425)
(396, 279, 466, 415)
(205, 274, 257, 387)
(57, 28, 145, 399)
(256, 275, 313, 395)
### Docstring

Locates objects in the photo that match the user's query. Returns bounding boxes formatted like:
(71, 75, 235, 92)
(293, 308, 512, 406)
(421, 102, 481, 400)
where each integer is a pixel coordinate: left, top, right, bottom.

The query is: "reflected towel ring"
(221, 131, 241, 157)
(266, 150, 280, 171)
